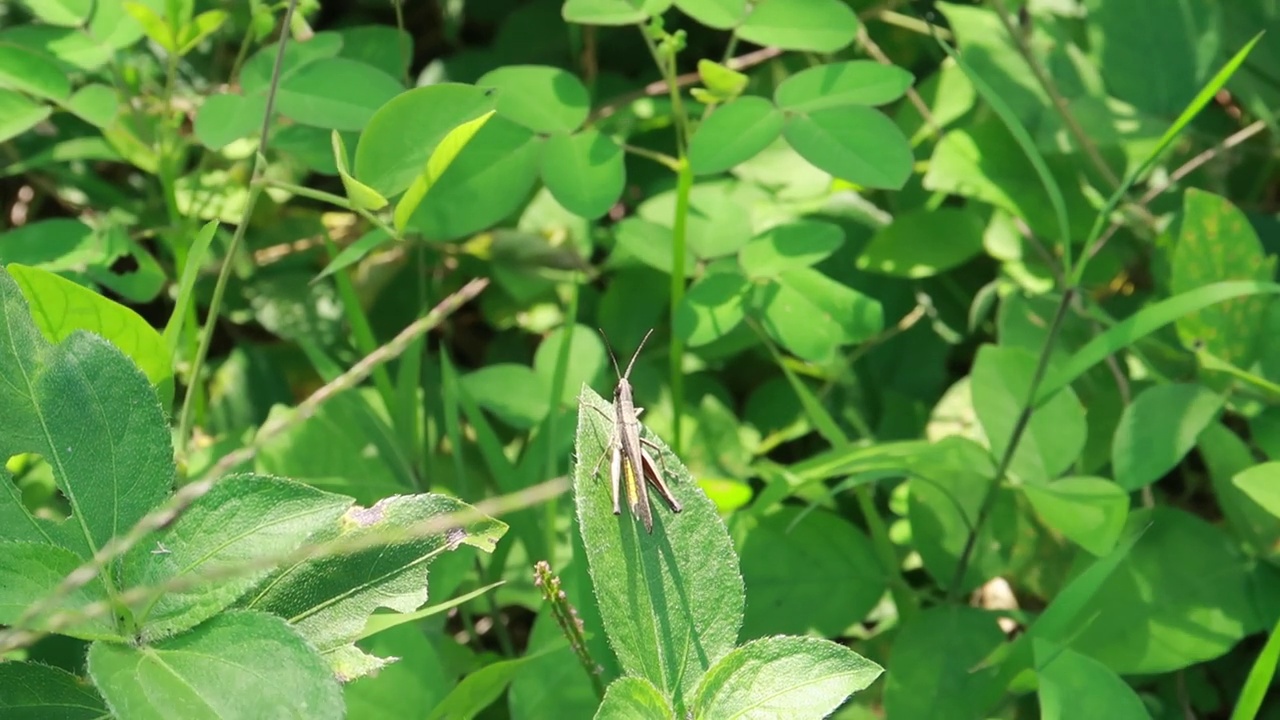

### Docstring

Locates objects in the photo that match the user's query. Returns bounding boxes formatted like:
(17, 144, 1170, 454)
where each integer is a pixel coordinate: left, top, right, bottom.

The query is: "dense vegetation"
(1, 0, 1278, 718)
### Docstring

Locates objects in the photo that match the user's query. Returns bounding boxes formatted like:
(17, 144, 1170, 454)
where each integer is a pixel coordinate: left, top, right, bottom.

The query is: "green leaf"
(922, 120, 1099, 243)
(0, 268, 173, 559)
(738, 220, 843, 277)
(561, 0, 675, 25)
(0, 541, 117, 639)
(276, 58, 403, 132)
(0, 42, 71, 101)
(751, 267, 883, 362)
(352, 83, 496, 198)
(883, 606, 1006, 720)
(782, 107, 912, 190)
(1232, 462, 1280, 517)
(0, 661, 108, 719)
(612, 217, 697, 277)
(1231, 612, 1280, 720)
(478, 65, 591, 134)
(330, 130, 388, 210)
(0, 218, 114, 272)
(1111, 383, 1224, 491)
(1036, 281, 1280, 405)
(240, 33, 344, 95)
(65, 83, 118, 128)
(1170, 188, 1276, 367)
(694, 636, 882, 718)
(122, 475, 353, 642)
(857, 207, 984, 278)
(174, 8, 226, 55)
(406, 115, 541, 241)
(696, 58, 749, 99)
(0, 89, 51, 143)
(638, 180, 757, 260)
(735, 0, 858, 53)
(737, 506, 885, 639)
(193, 92, 267, 150)
(596, 676, 673, 719)
(970, 344, 1085, 483)
(907, 437, 1022, 593)
(87, 611, 343, 719)
(256, 391, 410, 503)
(460, 363, 551, 428)
(426, 642, 568, 720)
(541, 129, 626, 219)
(688, 97, 784, 176)
(162, 220, 217, 352)
(575, 385, 745, 712)
(676, 0, 747, 30)
(1021, 476, 1129, 556)
(774, 60, 914, 113)
(1084, 0, 1221, 117)
(121, 1, 175, 52)
(316, 229, 393, 282)
(9, 263, 172, 393)
(1035, 639, 1150, 720)
(345, 623, 453, 718)
(675, 271, 749, 347)
(1068, 507, 1255, 674)
(533, 324, 608, 406)
(242, 493, 507, 681)
(18, 0, 94, 25)
(358, 582, 503, 640)
(394, 109, 497, 231)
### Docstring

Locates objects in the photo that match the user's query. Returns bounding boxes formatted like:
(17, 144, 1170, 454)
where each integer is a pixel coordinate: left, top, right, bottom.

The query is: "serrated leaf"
(122, 475, 354, 642)
(694, 636, 882, 718)
(575, 385, 744, 712)
(0, 541, 118, 639)
(8, 263, 172, 393)
(0, 661, 108, 718)
(0, 268, 173, 560)
(87, 611, 343, 720)
(241, 493, 507, 681)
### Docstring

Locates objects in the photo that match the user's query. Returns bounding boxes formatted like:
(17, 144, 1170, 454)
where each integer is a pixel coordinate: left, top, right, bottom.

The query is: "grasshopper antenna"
(622, 328, 654, 380)
(598, 327, 623, 379)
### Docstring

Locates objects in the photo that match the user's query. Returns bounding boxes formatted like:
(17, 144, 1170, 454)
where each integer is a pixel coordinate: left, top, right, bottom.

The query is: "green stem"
(668, 161, 692, 454)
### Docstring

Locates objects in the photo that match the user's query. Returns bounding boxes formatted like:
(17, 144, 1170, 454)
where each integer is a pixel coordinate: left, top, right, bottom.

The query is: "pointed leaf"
(574, 385, 745, 712)
(331, 130, 388, 211)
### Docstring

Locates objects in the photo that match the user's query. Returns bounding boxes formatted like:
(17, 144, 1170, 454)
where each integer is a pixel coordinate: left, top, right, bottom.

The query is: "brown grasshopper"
(588, 329, 682, 533)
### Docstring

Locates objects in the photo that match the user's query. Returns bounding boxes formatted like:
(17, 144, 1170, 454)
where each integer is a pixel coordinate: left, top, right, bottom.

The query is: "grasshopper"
(588, 328, 683, 533)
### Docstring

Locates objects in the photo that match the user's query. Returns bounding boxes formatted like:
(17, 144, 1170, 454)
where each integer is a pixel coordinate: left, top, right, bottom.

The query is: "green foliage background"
(1, 0, 1279, 718)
